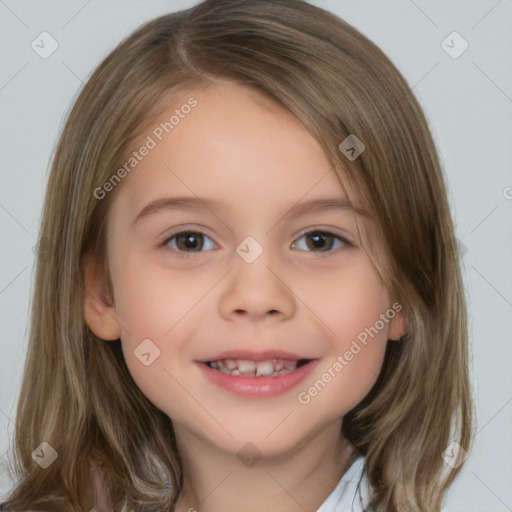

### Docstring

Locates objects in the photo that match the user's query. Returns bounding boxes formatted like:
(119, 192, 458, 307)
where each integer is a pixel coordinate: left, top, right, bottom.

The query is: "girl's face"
(87, 81, 405, 458)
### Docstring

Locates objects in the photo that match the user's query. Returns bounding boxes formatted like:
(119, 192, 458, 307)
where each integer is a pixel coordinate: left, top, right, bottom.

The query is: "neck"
(173, 420, 355, 512)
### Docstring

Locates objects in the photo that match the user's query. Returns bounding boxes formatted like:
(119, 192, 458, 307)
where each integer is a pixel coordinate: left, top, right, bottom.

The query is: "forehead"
(117, 81, 352, 205)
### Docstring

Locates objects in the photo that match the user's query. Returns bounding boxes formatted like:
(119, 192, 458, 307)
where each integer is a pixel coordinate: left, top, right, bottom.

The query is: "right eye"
(291, 230, 350, 254)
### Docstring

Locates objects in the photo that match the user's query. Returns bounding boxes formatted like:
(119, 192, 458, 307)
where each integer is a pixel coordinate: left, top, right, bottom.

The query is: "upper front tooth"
(255, 361, 275, 376)
(237, 360, 256, 374)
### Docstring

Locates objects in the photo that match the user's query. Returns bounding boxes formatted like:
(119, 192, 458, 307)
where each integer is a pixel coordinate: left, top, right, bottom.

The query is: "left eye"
(163, 231, 215, 254)
(291, 230, 348, 253)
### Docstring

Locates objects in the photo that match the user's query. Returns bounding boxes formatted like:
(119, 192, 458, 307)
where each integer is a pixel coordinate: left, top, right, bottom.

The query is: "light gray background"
(0, 1, 511, 510)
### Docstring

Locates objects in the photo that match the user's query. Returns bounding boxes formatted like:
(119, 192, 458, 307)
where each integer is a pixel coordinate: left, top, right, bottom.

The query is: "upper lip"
(197, 350, 316, 363)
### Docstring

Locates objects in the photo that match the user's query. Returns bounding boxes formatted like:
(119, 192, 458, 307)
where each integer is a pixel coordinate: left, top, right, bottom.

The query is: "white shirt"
(315, 455, 370, 512)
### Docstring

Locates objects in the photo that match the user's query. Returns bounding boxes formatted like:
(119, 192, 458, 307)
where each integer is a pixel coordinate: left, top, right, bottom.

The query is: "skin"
(83, 81, 406, 512)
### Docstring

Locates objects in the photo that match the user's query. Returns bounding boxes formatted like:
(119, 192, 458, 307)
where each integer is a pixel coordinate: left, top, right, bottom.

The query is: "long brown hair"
(1, 0, 474, 510)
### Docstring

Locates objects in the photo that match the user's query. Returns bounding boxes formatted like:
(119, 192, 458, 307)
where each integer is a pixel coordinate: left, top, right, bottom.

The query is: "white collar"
(315, 455, 370, 512)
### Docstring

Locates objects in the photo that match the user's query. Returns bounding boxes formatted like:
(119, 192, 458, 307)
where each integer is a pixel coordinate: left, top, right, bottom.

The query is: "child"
(0, 0, 474, 510)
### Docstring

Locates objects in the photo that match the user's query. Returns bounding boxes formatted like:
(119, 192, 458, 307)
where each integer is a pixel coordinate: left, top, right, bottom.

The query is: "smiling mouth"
(204, 358, 312, 377)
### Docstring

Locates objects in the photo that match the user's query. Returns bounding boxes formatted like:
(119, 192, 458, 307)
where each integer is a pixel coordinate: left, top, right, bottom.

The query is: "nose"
(218, 247, 296, 322)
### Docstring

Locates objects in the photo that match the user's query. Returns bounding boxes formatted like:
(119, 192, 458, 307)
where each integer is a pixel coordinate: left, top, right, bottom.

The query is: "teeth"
(283, 360, 297, 370)
(255, 361, 274, 376)
(238, 360, 256, 374)
(208, 358, 305, 377)
(225, 359, 237, 370)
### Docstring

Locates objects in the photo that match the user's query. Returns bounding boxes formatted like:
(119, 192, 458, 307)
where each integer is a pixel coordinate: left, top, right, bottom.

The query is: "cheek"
(113, 254, 208, 341)
(296, 264, 391, 409)
(298, 262, 391, 346)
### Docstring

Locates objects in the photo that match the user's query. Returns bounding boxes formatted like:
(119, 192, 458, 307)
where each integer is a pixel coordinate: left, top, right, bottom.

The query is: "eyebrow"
(131, 195, 369, 227)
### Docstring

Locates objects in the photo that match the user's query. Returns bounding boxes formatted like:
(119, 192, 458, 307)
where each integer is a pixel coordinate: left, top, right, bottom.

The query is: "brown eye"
(175, 232, 203, 251)
(164, 231, 215, 254)
(291, 230, 349, 254)
(305, 232, 335, 251)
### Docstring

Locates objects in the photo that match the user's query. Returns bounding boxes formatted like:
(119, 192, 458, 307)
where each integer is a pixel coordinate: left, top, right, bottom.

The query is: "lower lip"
(196, 360, 320, 397)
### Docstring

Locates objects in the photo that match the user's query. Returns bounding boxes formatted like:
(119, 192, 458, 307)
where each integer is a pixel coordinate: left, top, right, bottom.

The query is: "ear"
(82, 252, 122, 341)
(387, 303, 408, 341)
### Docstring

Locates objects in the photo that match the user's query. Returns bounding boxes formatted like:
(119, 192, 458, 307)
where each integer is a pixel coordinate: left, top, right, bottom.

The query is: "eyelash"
(159, 228, 352, 259)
